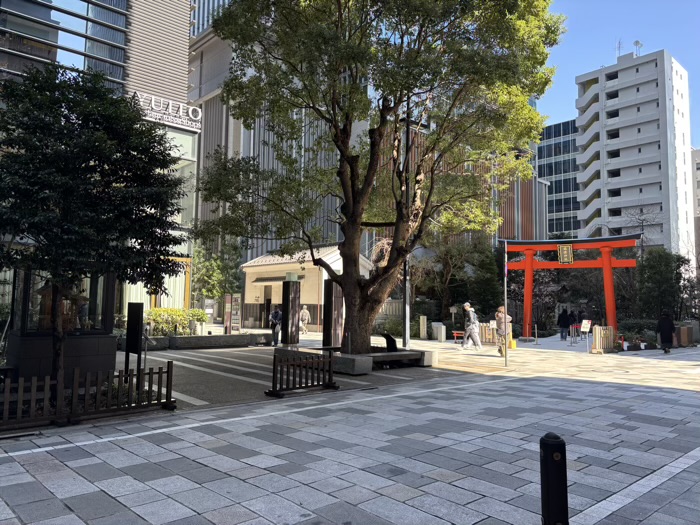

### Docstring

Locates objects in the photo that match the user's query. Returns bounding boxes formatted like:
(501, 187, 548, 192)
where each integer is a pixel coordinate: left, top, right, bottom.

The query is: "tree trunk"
(50, 282, 65, 413)
(342, 282, 385, 354)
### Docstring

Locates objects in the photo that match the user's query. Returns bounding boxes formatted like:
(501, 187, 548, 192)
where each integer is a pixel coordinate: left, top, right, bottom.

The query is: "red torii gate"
(505, 234, 641, 338)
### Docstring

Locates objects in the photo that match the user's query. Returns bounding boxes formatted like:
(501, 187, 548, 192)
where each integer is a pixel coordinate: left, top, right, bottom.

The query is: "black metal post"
(540, 432, 569, 525)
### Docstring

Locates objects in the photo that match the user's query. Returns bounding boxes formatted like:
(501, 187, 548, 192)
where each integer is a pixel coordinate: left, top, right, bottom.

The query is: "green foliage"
(207, 0, 564, 352)
(192, 241, 243, 303)
(145, 308, 208, 336)
(0, 65, 186, 295)
(618, 319, 658, 335)
(638, 248, 691, 320)
(0, 65, 186, 376)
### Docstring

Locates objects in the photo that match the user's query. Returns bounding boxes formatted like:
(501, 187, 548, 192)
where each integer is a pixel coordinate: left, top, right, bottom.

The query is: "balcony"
(577, 143, 601, 166)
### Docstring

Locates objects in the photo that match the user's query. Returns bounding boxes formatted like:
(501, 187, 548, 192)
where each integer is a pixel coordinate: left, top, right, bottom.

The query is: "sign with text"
(557, 244, 574, 264)
(231, 293, 242, 331)
(580, 320, 592, 333)
(133, 92, 202, 132)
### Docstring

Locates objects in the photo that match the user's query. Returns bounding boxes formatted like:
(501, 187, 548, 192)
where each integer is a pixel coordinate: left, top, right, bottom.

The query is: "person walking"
(299, 305, 311, 334)
(568, 310, 578, 339)
(461, 302, 482, 351)
(656, 310, 675, 354)
(495, 306, 512, 357)
(557, 308, 570, 341)
(269, 305, 282, 347)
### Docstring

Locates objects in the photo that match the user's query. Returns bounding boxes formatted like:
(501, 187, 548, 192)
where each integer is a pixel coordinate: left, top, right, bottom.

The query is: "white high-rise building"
(575, 50, 694, 260)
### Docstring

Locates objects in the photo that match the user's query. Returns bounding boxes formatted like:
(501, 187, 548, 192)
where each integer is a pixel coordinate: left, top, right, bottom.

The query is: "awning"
(252, 275, 306, 283)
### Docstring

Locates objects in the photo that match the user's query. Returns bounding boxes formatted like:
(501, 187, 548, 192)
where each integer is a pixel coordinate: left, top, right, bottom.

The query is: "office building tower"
(575, 50, 694, 259)
(692, 149, 700, 262)
(537, 119, 580, 237)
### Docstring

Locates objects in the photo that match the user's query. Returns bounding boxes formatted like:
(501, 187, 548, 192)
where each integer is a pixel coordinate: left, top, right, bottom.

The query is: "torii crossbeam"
(504, 234, 641, 337)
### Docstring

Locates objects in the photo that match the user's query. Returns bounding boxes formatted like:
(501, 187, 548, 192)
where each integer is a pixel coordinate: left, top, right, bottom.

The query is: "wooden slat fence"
(0, 361, 174, 430)
(265, 348, 339, 398)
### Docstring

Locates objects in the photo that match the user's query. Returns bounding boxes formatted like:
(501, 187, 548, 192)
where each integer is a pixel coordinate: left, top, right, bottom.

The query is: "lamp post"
(403, 98, 411, 349)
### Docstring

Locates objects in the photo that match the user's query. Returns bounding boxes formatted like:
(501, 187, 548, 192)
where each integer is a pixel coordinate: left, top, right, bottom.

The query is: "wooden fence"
(265, 348, 339, 398)
(0, 362, 174, 430)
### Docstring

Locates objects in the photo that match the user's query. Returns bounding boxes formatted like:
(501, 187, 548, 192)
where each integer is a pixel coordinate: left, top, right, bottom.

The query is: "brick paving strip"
(0, 347, 697, 525)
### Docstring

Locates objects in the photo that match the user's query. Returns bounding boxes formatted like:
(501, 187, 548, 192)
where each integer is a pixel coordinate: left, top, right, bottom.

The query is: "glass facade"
(0, 0, 126, 85)
(191, 0, 227, 37)
(536, 119, 580, 237)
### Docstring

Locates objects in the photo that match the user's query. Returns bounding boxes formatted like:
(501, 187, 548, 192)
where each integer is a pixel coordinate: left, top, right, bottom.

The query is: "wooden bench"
(452, 331, 464, 343)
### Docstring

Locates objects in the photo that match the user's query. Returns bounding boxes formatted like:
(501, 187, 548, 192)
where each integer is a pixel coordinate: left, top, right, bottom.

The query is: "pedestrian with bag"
(495, 305, 512, 357)
(461, 302, 483, 351)
(269, 305, 282, 347)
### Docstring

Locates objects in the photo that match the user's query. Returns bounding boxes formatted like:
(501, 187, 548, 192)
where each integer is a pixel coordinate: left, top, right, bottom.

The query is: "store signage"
(133, 92, 202, 132)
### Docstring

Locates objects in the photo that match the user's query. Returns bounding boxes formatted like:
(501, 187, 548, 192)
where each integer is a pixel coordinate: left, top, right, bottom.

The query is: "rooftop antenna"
(633, 40, 643, 56)
(616, 39, 623, 57)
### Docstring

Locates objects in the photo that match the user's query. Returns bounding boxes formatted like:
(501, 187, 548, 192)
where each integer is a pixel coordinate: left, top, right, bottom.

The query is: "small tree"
(638, 247, 691, 320)
(191, 241, 243, 306)
(0, 65, 185, 392)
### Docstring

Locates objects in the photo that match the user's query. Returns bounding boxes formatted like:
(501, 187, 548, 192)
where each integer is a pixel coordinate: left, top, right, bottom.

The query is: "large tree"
(201, 0, 563, 353)
(0, 65, 186, 388)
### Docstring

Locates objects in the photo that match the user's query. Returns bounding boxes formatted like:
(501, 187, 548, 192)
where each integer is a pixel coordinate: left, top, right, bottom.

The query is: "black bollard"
(540, 432, 569, 525)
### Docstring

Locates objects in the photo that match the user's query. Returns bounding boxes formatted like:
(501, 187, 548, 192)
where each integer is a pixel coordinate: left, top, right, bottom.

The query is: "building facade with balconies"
(692, 149, 700, 261)
(536, 119, 579, 238)
(575, 51, 694, 261)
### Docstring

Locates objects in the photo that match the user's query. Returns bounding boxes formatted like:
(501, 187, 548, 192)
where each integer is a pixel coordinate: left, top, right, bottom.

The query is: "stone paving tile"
(242, 494, 315, 525)
(407, 494, 487, 524)
(314, 501, 394, 525)
(95, 476, 149, 497)
(132, 499, 197, 525)
(62, 492, 128, 521)
(202, 505, 259, 525)
(13, 498, 71, 524)
(170, 487, 236, 513)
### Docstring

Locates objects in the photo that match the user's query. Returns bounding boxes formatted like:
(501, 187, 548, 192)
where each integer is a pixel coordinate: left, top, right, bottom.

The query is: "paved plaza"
(0, 339, 698, 525)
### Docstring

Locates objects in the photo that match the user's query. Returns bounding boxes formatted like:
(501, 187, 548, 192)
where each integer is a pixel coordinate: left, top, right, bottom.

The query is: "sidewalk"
(0, 344, 698, 524)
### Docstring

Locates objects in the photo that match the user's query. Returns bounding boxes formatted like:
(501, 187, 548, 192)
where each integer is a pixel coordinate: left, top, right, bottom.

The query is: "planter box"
(168, 334, 272, 350)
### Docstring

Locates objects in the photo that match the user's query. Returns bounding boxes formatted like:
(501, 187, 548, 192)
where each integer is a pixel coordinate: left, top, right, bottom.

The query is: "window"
(660, 184, 662, 191)
(636, 87, 640, 93)
(659, 164, 662, 170)
(638, 128, 641, 134)
(636, 67, 639, 73)
(638, 147, 642, 153)
(637, 106, 641, 112)
(639, 188, 643, 194)
(660, 204, 663, 211)
(696, 162, 700, 171)
(658, 144, 661, 150)
(639, 167, 643, 173)
(656, 101, 659, 107)
(660, 224, 663, 232)
(640, 208, 644, 214)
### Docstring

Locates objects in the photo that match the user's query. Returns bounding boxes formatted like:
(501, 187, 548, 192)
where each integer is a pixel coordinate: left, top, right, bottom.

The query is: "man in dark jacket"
(656, 310, 675, 354)
(557, 308, 570, 341)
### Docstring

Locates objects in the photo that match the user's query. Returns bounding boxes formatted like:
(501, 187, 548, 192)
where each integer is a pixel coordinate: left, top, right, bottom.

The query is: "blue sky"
(537, 0, 700, 147)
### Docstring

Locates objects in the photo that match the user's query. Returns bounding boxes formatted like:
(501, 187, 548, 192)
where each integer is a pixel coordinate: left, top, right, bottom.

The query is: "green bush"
(145, 308, 208, 336)
(618, 319, 657, 334)
(374, 317, 430, 339)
